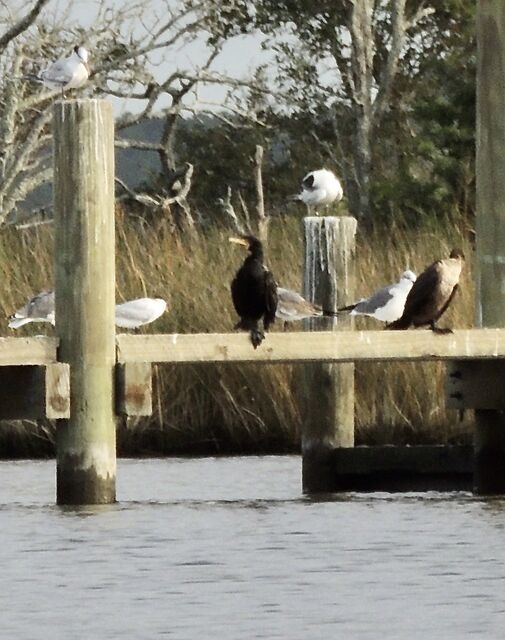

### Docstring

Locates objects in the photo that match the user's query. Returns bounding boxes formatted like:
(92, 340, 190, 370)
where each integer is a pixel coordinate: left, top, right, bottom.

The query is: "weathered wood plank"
(116, 362, 152, 416)
(474, 1, 505, 494)
(446, 360, 505, 410)
(0, 337, 57, 366)
(45, 363, 70, 419)
(324, 445, 473, 492)
(116, 329, 505, 364)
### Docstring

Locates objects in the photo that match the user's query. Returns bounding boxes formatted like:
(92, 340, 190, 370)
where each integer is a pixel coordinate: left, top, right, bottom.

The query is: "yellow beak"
(229, 237, 249, 247)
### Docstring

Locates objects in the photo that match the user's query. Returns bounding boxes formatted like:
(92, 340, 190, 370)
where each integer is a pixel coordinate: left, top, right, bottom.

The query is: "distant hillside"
(20, 117, 165, 219)
(116, 118, 163, 189)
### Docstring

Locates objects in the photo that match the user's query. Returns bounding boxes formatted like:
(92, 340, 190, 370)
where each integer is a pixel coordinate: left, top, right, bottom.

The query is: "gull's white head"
(400, 270, 416, 284)
(73, 45, 89, 63)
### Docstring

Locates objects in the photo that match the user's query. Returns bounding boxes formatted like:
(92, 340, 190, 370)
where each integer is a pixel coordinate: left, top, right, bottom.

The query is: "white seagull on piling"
(8, 290, 55, 328)
(34, 45, 90, 94)
(291, 169, 343, 215)
(338, 270, 417, 324)
(8, 293, 167, 330)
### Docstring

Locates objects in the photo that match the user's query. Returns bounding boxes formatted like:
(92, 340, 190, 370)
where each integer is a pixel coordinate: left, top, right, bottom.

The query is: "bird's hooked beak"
(229, 237, 249, 247)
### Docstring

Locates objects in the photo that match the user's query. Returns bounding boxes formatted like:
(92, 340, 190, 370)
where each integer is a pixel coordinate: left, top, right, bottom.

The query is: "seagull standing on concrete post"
(291, 169, 343, 215)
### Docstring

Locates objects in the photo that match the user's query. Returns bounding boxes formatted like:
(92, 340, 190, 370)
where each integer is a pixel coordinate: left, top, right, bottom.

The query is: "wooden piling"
(301, 216, 357, 491)
(53, 99, 116, 504)
(474, 2, 505, 494)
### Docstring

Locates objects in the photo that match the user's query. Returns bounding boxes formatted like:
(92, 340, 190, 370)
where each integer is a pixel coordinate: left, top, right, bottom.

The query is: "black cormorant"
(388, 249, 465, 334)
(229, 235, 278, 348)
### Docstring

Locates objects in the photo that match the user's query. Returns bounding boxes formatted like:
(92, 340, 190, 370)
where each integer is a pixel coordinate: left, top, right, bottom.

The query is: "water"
(1, 456, 505, 639)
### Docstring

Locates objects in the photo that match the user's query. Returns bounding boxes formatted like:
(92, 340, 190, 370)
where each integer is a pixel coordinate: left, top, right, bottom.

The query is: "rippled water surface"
(2, 456, 505, 639)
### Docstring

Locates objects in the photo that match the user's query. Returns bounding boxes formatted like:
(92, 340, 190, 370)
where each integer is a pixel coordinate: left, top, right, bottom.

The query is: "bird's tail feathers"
(22, 73, 43, 83)
(337, 303, 357, 313)
(8, 316, 32, 329)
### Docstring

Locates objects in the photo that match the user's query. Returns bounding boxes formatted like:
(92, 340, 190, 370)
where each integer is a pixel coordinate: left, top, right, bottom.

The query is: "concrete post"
(301, 216, 357, 492)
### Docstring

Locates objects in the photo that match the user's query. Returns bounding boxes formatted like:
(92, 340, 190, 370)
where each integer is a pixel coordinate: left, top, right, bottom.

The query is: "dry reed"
(0, 209, 475, 456)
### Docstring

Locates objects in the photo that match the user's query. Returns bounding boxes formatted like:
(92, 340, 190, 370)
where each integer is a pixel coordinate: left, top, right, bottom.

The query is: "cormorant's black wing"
(263, 269, 278, 330)
(231, 270, 246, 318)
(401, 261, 441, 318)
(389, 261, 441, 328)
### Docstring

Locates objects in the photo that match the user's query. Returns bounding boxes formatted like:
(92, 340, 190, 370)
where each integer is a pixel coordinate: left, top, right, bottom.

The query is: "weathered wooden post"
(53, 99, 116, 504)
(474, 1, 505, 494)
(301, 216, 357, 492)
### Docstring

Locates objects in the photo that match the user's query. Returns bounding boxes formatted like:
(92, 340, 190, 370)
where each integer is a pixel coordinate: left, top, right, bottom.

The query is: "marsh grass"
(0, 210, 475, 456)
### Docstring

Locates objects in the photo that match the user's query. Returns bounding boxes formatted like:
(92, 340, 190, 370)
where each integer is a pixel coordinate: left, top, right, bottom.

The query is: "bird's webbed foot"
(249, 327, 265, 349)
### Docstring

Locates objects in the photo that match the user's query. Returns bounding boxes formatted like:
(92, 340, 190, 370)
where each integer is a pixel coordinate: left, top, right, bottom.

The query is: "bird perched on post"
(388, 249, 465, 333)
(338, 270, 417, 324)
(291, 169, 343, 215)
(30, 45, 89, 96)
(229, 235, 278, 348)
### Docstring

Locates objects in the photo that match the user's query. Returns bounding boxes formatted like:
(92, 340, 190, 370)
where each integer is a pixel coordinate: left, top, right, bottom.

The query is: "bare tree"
(342, 0, 435, 218)
(0, 0, 261, 227)
(246, 0, 436, 219)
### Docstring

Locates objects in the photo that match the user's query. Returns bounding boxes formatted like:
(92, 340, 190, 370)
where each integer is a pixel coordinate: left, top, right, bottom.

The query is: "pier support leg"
(54, 99, 116, 504)
(301, 216, 357, 492)
(474, 2, 505, 494)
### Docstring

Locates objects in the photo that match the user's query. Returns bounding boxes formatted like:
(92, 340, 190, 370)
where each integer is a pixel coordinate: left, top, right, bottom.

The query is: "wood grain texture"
(302, 216, 357, 465)
(54, 99, 116, 504)
(116, 328, 505, 364)
(0, 337, 57, 365)
(474, 2, 505, 494)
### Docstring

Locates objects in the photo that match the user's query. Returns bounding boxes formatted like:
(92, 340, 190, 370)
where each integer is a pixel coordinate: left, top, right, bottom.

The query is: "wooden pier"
(1, 1, 504, 503)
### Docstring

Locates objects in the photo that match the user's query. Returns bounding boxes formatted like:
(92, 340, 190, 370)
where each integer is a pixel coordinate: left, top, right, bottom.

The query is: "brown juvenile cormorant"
(229, 235, 278, 348)
(388, 249, 465, 334)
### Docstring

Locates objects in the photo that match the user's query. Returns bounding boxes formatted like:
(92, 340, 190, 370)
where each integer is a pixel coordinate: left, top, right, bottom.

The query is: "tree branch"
(0, 0, 50, 54)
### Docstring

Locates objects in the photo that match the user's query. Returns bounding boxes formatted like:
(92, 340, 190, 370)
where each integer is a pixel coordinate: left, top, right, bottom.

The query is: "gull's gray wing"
(352, 284, 395, 315)
(27, 290, 55, 318)
(41, 60, 73, 86)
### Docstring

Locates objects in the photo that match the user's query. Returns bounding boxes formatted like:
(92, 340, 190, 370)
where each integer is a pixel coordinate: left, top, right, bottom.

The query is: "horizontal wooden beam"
(116, 329, 505, 364)
(2, 329, 505, 368)
(0, 337, 58, 365)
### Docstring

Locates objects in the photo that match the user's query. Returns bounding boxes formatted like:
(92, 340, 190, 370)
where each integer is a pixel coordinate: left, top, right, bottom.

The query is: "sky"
(35, 0, 273, 117)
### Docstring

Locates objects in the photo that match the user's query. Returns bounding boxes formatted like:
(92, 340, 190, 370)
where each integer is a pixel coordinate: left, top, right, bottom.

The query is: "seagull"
(35, 45, 89, 95)
(276, 287, 323, 327)
(230, 235, 278, 348)
(115, 298, 167, 329)
(338, 271, 417, 324)
(8, 293, 167, 330)
(8, 290, 55, 328)
(388, 250, 465, 334)
(291, 169, 343, 214)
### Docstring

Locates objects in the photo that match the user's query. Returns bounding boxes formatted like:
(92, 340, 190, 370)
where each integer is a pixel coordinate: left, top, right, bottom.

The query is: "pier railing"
(4, 2, 505, 503)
